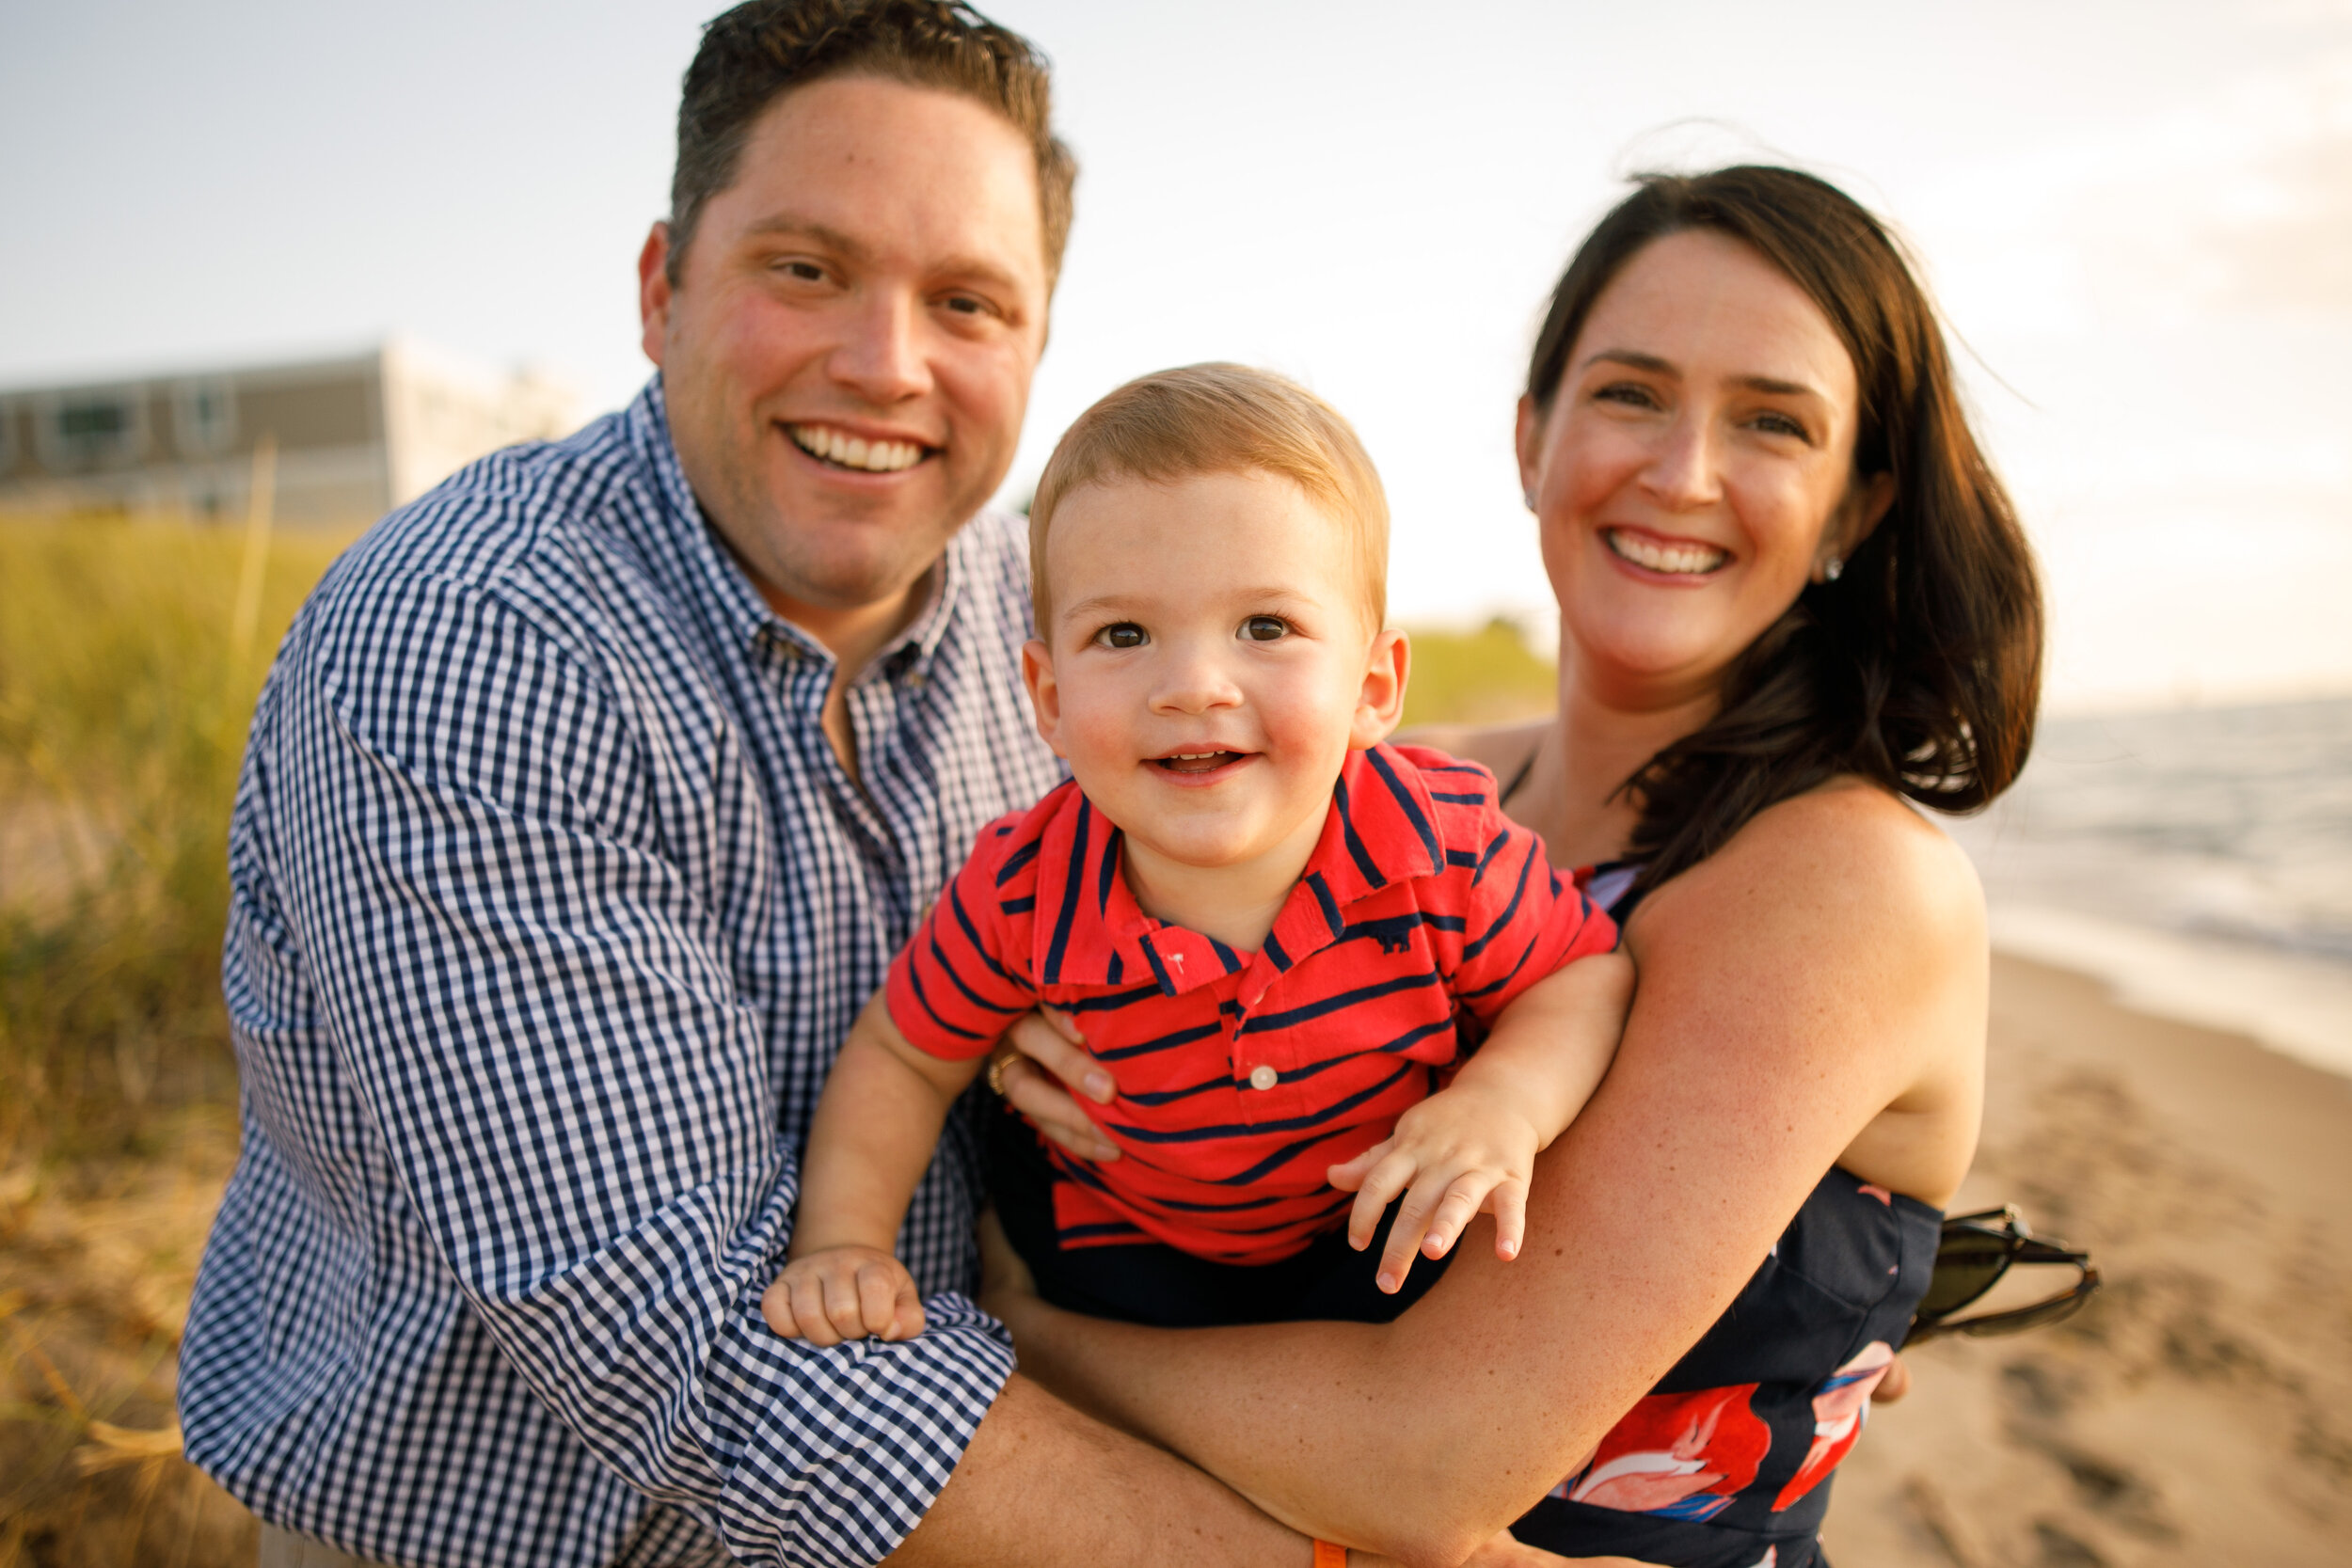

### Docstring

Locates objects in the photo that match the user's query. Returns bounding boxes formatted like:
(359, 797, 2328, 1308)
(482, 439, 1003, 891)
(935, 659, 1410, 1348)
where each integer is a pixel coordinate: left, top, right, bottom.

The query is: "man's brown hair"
(1027, 364, 1391, 637)
(670, 0, 1078, 287)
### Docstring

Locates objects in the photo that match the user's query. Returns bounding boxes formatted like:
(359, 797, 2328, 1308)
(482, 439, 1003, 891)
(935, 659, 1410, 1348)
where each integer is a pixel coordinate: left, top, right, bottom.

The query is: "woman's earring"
(1822, 556, 1844, 583)
(1522, 489, 1537, 511)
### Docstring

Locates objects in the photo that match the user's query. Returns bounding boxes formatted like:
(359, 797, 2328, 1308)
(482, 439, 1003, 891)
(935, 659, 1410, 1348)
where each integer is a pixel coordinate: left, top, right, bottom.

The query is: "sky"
(4, 0, 2348, 711)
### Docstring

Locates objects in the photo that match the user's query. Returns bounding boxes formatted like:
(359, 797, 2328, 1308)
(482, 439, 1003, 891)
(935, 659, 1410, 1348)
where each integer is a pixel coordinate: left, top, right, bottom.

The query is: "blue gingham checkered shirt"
(179, 380, 1066, 1567)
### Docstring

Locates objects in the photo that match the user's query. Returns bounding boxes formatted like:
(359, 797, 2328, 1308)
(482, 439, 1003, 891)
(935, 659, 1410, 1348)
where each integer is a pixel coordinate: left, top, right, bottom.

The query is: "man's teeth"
(1606, 530, 1727, 575)
(788, 424, 926, 473)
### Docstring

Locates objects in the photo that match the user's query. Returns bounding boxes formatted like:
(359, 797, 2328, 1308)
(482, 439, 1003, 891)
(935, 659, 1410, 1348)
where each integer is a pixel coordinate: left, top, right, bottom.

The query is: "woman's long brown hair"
(1525, 166, 2044, 891)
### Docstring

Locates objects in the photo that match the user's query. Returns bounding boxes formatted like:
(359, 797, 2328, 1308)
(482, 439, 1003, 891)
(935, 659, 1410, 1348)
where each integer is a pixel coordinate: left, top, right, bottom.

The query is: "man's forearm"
(888, 1374, 1311, 1567)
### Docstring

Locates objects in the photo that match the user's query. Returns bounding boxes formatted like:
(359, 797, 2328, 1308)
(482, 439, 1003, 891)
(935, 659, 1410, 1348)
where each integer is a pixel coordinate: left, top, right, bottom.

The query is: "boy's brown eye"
(1241, 616, 1289, 642)
(1101, 623, 1146, 649)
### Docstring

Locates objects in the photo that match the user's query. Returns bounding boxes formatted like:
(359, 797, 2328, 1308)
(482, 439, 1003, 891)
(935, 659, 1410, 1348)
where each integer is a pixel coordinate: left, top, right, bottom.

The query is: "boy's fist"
(763, 1245, 926, 1346)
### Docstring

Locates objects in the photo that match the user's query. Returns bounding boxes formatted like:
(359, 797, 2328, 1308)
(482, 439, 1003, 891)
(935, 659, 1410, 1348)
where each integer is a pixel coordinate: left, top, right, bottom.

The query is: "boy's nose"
(1149, 642, 1244, 714)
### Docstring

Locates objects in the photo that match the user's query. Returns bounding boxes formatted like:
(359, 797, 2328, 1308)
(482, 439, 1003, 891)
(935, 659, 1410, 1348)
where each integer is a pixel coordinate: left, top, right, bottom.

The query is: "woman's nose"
(1640, 413, 1722, 511)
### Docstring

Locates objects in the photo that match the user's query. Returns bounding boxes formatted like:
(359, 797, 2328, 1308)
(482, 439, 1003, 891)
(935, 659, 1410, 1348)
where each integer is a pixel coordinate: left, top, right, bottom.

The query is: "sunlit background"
(5, 0, 2348, 711)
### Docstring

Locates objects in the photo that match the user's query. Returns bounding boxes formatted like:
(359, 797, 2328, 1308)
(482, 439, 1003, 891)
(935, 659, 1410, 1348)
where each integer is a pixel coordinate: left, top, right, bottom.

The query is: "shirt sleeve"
(887, 822, 1041, 1059)
(1449, 801, 1620, 1027)
(282, 571, 1008, 1568)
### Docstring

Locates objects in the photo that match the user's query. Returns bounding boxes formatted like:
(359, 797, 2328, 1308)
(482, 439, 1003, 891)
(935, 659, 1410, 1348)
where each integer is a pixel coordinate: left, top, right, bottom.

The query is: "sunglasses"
(1907, 1205, 2101, 1345)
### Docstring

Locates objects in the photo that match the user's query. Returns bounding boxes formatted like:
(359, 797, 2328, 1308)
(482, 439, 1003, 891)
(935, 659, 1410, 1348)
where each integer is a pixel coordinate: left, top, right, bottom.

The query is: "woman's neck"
(1519, 657, 1719, 871)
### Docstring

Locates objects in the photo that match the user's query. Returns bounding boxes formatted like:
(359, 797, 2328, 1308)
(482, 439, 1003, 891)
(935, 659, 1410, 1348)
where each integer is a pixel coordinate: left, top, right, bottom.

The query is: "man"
(179, 4, 1311, 1563)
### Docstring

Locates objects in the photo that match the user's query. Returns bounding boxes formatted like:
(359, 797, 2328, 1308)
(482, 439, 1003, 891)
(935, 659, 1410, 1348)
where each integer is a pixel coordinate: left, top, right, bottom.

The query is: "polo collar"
(1028, 745, 1447, 999)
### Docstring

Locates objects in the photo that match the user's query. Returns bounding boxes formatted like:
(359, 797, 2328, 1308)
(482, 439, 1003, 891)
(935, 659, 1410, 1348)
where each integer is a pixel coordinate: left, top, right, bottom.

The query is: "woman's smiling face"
(1517, 229, 1892, 709)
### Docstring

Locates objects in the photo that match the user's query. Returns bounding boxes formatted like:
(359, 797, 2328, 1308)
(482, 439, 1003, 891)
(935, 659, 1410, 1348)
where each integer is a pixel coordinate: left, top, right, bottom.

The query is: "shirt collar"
(622, 375, 965, 685)
(1030, 745, 1446, 998)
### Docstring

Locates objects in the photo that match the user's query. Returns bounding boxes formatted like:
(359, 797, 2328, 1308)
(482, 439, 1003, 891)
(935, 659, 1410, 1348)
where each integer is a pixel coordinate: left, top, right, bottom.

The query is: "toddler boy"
(766, 365, 1630, 1343)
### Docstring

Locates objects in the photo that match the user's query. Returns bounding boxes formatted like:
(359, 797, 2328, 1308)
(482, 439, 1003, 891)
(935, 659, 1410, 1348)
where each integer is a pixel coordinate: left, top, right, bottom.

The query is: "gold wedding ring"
(985, 1051, 1014, 1098)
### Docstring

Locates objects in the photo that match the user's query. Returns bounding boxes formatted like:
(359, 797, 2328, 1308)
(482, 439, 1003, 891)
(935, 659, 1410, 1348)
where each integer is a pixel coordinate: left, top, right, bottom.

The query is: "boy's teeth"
(788, 424, 926, 472)
(1606, 530, 1727, 575)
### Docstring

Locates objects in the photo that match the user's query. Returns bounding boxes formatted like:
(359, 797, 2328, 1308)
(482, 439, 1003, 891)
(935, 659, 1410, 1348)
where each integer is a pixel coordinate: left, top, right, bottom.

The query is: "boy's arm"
(766, 992, 986, 1346)
(1328, 951, 1633, 1290)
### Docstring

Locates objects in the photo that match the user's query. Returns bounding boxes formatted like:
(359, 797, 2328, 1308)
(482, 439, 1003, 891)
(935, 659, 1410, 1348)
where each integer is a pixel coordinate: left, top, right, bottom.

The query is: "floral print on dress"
(1549, 1384, 1772, 1522)
(1770, 1340, 1895, 1512)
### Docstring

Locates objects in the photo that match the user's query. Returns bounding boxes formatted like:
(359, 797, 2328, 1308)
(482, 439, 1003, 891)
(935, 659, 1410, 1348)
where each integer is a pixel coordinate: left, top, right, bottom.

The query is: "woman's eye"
(1595, 382, 1659, 409)
(1098, 623, 1147, 649)
(1753, 411, 1811, 441)
(1240, 615, 1291, 642)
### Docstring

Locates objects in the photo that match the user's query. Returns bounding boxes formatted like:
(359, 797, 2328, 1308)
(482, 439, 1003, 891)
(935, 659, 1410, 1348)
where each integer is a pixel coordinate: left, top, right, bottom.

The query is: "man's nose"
(1640, 412, 1722, 511)
(829, 289, 931, 405)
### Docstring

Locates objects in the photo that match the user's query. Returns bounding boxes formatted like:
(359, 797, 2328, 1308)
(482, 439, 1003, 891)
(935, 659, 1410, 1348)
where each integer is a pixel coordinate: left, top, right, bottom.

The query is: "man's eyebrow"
(742, 214, 871, 262)
(1579, 349, 1821, 399)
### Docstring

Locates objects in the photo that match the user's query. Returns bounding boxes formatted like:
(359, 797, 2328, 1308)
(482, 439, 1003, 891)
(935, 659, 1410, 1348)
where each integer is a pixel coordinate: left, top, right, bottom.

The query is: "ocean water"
(1942, 696, 2352, 1077)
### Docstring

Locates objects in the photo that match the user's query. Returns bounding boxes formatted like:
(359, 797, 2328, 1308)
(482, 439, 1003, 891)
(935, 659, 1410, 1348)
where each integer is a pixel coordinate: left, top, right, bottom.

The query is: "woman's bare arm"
(992, 783, 1985, 1568)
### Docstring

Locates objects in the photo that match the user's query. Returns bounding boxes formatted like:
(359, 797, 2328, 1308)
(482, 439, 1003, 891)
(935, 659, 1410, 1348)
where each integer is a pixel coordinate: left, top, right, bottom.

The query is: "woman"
(987, 166, 2041, 1568)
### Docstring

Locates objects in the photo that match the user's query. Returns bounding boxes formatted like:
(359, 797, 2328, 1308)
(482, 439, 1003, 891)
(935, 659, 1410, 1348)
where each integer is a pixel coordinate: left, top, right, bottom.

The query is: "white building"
(0, 339, 581, 526)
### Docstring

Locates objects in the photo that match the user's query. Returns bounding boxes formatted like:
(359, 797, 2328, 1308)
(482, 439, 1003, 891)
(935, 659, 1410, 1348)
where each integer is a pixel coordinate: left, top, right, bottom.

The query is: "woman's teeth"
(1605, 530, 1727, 575)
(788, 424, 926, 473)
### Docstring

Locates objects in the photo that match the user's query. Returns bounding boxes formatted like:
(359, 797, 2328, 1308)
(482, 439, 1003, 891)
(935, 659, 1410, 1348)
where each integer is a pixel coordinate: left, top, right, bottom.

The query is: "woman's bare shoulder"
(1391, 717, 1549, 780)
(1636, 778, 1985, 970)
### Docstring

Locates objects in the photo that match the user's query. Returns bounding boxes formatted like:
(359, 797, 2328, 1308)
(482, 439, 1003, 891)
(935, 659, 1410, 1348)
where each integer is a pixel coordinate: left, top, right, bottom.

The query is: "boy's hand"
(1327, 1082, 1541, 1292)
(763, 1246, 926, 1347)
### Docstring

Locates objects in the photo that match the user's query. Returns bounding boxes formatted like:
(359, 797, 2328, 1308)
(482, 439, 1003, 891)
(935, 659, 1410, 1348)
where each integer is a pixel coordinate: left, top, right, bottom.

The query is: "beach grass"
(2, 511, 349, 1564)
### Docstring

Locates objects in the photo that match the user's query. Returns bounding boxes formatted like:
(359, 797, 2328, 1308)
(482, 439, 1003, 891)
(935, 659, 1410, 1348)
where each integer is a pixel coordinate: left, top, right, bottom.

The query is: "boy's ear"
(1349, 628, 1409, 750)
(1020, 638, 1069, 756)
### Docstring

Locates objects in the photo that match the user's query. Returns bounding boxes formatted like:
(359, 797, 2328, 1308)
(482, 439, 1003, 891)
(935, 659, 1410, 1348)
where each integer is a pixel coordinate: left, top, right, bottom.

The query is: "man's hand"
(763, 1245, 925, 1346)
(1327, 1082, 1542, 1293)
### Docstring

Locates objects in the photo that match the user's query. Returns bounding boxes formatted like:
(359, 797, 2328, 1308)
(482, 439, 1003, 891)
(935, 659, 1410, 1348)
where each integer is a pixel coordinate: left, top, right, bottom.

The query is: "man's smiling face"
(639, 73, 1051, 625)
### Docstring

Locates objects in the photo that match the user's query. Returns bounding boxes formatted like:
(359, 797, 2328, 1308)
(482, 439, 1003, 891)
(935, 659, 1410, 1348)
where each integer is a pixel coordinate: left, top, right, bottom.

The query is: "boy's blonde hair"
(1027, 363, 1390, 635)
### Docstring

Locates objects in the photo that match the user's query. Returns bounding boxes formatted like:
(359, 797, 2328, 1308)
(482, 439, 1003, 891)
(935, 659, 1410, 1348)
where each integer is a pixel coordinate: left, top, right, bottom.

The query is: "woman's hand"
(993, 1008, 1121, 1162)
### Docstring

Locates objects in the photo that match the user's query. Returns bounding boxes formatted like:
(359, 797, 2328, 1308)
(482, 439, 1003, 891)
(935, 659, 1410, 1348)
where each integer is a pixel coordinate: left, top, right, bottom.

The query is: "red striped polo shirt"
(885, 742, 1618, 1263)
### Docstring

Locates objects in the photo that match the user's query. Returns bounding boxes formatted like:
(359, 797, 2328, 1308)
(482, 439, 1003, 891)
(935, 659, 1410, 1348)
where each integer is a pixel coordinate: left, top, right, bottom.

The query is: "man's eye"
(1098, 623, 1147, 649)
(1240, 615, 1291, 642)
(775, 260, 825, 282)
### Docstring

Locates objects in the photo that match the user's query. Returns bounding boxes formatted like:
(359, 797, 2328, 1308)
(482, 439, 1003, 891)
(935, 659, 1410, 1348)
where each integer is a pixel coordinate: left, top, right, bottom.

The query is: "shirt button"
(1248, 1064, 1279, 1091)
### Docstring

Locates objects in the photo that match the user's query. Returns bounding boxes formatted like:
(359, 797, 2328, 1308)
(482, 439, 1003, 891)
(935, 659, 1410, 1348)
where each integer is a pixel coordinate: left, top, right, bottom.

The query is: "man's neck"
(1118, 800, 1330, 955)
(755, 566, 935, 785)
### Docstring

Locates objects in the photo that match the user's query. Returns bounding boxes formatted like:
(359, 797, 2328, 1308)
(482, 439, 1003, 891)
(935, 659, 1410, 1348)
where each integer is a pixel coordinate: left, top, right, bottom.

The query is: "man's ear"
(1020, 638, 1069, 757)
(1350, 628, 1410, 750)
(638, 223, 674, 369)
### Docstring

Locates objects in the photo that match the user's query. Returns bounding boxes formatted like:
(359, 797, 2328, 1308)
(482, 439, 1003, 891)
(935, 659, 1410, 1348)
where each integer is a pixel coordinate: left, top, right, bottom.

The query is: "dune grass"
(1, 512, 350, 1564)
(1398, 616, 1556, 733)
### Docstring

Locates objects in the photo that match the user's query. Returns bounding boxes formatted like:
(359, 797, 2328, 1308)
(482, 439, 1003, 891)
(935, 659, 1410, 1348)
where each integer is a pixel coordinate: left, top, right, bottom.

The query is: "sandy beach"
(1821, 953, 2352, 1568)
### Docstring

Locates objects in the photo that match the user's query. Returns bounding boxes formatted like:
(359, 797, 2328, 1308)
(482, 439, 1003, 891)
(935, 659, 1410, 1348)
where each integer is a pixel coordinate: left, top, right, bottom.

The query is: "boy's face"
(1023, 468, 1406, 880)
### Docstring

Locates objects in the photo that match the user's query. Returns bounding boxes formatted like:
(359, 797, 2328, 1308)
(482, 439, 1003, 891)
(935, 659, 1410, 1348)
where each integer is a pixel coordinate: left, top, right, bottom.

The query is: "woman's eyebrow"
(1581, 349, 1822, 401)
(1581, 349, 1675, 376)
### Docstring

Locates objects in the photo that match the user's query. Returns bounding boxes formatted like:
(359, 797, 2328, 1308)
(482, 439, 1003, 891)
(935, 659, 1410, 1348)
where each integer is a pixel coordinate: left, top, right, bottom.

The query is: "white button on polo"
(1248, 1064, 1279, 1091)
